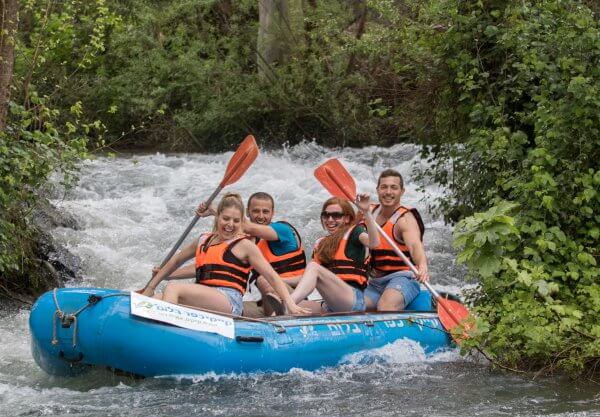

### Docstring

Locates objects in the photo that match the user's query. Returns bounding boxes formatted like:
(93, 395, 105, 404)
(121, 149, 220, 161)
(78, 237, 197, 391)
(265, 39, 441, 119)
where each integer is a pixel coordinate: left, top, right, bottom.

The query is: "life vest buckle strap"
(274, 262, 306, 275)
(270, 253, 307, 269)
(200, 263, 249, 280)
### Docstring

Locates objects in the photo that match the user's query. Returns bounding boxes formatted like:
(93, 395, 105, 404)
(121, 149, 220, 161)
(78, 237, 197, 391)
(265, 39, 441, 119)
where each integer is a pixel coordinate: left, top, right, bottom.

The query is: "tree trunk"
(346, 0, 367, 74)
(257, 0, 304, 81)
(0, 0, 18, 131)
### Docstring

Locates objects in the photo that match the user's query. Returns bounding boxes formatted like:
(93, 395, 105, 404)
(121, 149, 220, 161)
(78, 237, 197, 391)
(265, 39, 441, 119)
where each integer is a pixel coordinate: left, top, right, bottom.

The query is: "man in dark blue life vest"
(364, 169, 429, 311)
(198, 192, 306, 316)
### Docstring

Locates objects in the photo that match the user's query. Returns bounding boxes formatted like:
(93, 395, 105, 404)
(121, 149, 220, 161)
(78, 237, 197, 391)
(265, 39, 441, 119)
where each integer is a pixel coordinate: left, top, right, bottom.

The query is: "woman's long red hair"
(315, 197, 355, 264)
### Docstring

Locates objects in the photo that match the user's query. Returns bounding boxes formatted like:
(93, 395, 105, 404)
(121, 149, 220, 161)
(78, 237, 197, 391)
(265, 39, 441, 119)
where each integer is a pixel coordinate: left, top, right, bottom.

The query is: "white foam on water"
(339, 338, 463, 368)
(161, 341, 463, 385)
(0, 309, 34, 369)
(171, 371, 255, 384)
(340, 338, 427, 366)
(48, 143, 464, 294)
(0, 381, 108, 416)
(534, 414, 599, 417)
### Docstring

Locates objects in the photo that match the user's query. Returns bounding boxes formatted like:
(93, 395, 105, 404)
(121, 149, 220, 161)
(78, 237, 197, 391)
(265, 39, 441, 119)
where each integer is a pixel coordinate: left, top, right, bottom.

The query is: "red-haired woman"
(268, 194, 379, 314)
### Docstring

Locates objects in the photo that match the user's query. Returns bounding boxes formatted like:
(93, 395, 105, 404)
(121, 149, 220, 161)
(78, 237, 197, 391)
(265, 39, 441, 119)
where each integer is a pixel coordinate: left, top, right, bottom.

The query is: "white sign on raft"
(130, 292, 234, 339)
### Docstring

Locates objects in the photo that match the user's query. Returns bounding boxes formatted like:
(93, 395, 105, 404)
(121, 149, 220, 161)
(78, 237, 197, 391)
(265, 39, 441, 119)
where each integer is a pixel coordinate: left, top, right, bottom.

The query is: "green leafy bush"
(416, 0, 600, 375)
(0, 0, 117, 292)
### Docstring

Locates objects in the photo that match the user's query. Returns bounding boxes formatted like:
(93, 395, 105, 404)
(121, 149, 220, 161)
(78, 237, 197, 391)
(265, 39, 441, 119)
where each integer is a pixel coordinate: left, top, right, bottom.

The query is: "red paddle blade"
(437, 297, 475, 344)
(220, 135, 259, 187)
(314, 159, 357, 201)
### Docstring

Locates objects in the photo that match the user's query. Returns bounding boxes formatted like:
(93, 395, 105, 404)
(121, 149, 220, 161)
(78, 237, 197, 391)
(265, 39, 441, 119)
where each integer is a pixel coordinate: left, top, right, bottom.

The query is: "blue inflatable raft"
(30, 288, 453, 377)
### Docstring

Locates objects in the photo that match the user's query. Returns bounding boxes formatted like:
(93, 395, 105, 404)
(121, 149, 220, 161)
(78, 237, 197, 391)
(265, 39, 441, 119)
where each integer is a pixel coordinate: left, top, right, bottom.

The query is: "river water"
(0, 142, 598, 417)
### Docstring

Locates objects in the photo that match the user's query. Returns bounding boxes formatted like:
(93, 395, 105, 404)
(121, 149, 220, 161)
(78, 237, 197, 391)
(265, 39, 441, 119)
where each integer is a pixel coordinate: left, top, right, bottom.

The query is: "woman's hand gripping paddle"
(159, 134, 259, 267)
(314, 158, 474, 343)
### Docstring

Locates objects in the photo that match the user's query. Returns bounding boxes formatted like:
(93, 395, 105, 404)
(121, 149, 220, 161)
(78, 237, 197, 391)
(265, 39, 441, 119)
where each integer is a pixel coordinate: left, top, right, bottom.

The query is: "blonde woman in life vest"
(268, 193, 379, 314)
(196, 192, 307, 317)
(141, 193, 311, 316)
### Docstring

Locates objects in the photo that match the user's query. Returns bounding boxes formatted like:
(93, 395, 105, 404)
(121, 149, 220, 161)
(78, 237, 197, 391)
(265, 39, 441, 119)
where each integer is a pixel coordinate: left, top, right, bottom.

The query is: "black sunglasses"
(320, 211, 345, 220)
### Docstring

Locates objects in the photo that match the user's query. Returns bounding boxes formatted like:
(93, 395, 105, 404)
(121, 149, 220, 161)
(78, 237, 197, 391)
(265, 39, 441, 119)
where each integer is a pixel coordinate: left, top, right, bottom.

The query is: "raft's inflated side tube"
(30, 288, 452, 377)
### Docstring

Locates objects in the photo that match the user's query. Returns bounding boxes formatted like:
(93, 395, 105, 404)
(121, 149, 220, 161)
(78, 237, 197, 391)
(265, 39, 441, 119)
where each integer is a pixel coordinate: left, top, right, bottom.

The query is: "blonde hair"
(315, 197, 356, 265)
(212, 192, 245, 233)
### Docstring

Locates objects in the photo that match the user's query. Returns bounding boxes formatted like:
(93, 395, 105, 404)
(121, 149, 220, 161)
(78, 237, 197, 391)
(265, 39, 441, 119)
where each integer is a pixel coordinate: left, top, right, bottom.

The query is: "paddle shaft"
(345, 191, 440, 297)
(373, 221, 466, 324)
(372, 222, 438, 296)
(159, 186, 222, 267)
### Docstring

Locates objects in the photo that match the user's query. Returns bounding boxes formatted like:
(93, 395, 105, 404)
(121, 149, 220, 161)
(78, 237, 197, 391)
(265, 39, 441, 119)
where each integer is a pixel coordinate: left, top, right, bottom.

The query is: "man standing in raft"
(364, 169, 429, 311)
(198, 192, 306, 316)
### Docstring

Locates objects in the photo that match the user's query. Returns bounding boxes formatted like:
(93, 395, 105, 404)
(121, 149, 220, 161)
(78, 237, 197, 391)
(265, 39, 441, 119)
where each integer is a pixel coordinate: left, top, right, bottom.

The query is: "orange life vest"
(255, 221, 306, 279)
(313, 225, 369, 290)
(369, 204, 425, 273)
(195, 233, 252, 295)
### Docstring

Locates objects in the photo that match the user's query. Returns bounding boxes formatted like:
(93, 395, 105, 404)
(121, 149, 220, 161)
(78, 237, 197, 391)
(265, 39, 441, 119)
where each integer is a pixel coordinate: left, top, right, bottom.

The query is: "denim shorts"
(322, 286, 366, 313)
(215, 287, 244, 316)
(364, 270, 421, 309)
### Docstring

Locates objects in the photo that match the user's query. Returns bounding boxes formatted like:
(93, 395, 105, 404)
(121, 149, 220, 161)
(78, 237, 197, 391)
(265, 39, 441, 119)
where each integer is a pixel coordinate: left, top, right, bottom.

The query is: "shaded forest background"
(0, 0, 598, 377)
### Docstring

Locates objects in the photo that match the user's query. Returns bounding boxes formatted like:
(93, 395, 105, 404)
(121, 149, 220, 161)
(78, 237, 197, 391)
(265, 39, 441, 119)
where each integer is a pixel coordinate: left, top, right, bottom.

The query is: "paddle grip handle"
(159, 186, 223, 267)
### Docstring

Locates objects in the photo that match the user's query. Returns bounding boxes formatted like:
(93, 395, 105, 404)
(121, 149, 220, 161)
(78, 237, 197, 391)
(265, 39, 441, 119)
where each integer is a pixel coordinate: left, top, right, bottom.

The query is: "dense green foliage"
(71, 0, 428, 150)
(0, 0, 117, 293)
(413, 0, 599, 375)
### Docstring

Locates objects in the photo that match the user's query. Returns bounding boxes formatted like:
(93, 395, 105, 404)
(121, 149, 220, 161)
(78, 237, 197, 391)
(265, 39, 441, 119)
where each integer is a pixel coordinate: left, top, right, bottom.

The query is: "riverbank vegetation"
(420, 1, 600, 379)
(0, 0, 117, 297)
(0, 0, 597, 377)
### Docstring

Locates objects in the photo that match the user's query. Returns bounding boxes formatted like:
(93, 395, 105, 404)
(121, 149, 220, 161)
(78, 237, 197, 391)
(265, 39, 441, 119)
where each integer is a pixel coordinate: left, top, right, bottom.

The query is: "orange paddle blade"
(220, 135, 259, 187)
(314, 159, 356, 201)
(437, 297, 474, 344)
